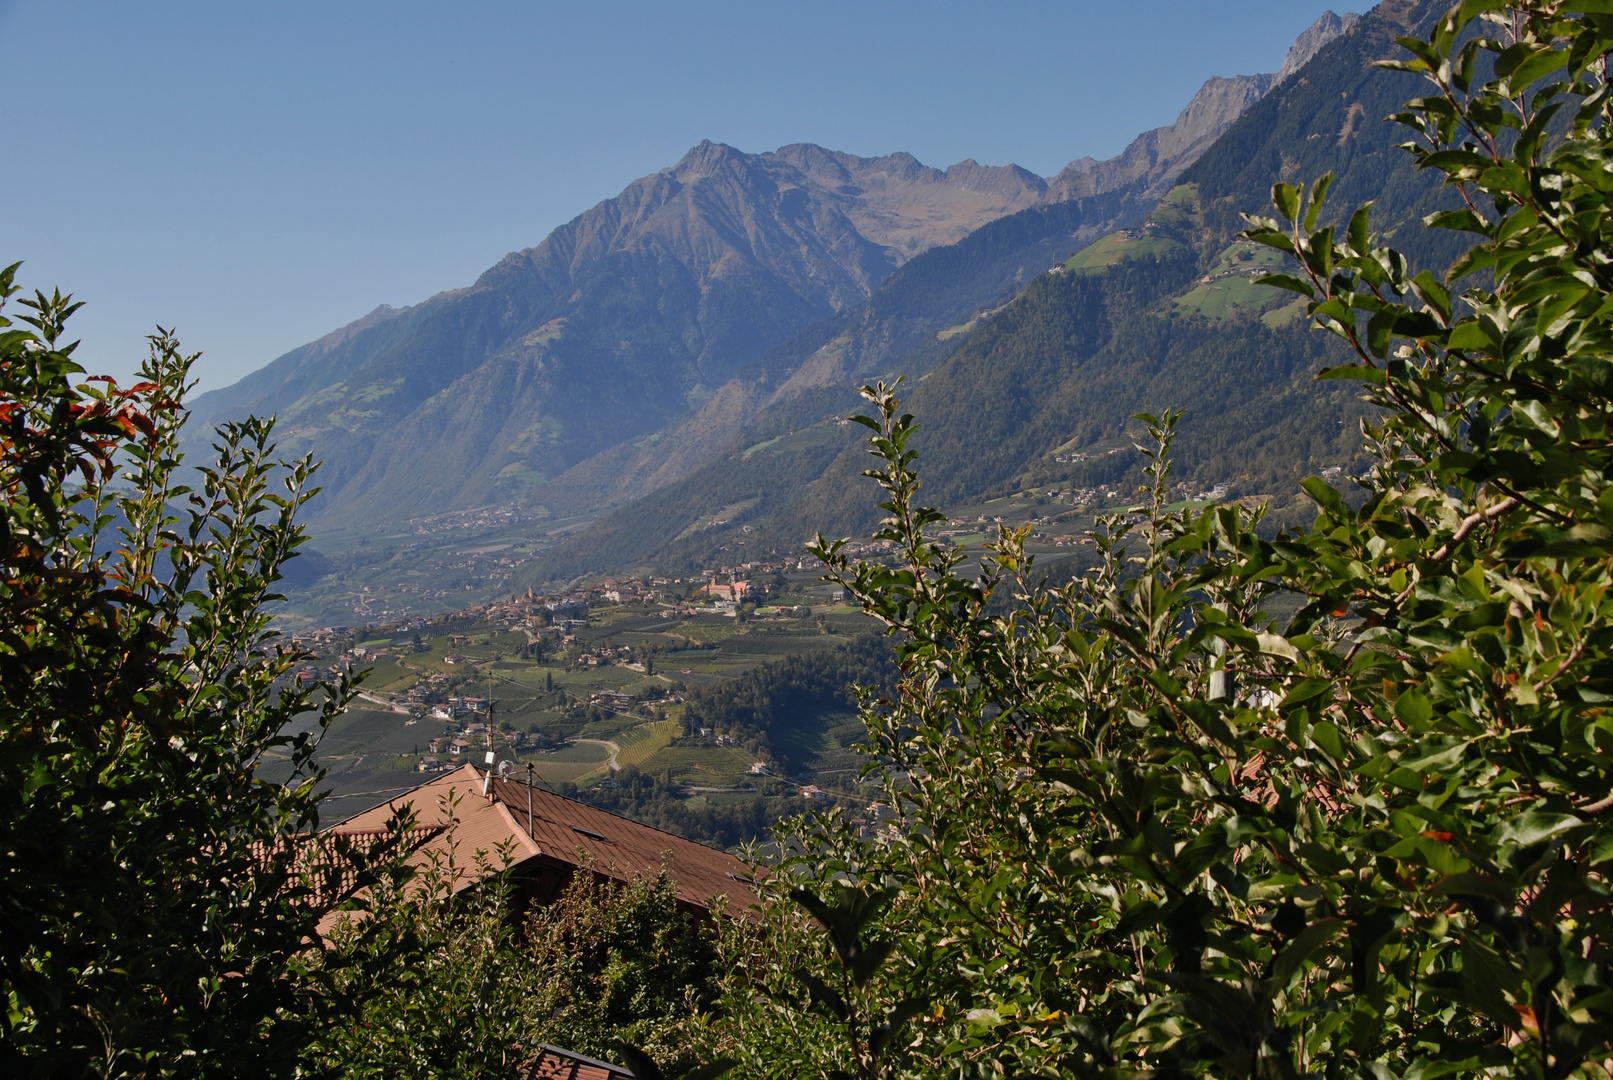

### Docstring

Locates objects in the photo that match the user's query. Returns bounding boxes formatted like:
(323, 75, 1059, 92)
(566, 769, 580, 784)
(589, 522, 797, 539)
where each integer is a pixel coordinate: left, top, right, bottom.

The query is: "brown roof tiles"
(325, 765, 761, 920)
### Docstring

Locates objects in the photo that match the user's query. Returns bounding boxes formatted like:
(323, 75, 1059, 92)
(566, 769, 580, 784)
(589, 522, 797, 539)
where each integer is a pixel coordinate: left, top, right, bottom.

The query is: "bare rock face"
(1045, 73, 1279, 203)
(1278, 10, 1362, 83)
(771, 144, 1048, 258)
(1043, 10, 1359, 205)
(487, 139, 899, 314)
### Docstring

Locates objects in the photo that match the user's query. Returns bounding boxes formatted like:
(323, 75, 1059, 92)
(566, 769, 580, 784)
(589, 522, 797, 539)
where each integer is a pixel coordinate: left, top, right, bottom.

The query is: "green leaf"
(1492, 812, 1584, 848)
(1513, 398, 1557, 435)
(1280, 679, 1332, 710)
(1348, 203, 1373, 253)
(1256, 633, 1299, 662)
(1310, 720, 1346, 762)
(1303, 172, 1334, 232)
(1300, 475, 1348, 518)
(1272, 182, 1300, 223)
(1394, 690, 1433, 728)
(1424, 208, 1490, 234)
(1253, 273, 1316, 298)
(1447, 320, 1497, 351)
(1500, 45, 1569, 91)
(1411, 270, 1451, 323)
(1270, 918, 1345, 987)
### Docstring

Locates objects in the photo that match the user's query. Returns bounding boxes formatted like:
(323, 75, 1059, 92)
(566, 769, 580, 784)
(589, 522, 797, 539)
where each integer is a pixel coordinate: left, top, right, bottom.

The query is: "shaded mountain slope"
(188, 140, 1043, 526)
(520, 1, 1445, 583)
(527, 11, 1363, 516)
(189, 12, 1355, 536)
(537, 188, 1149, 512)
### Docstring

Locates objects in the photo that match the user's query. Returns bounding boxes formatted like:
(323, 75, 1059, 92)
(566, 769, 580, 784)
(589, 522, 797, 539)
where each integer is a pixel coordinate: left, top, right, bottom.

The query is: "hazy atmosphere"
(3, 0, 1336, 390)
(16, 3, 1605, 1076)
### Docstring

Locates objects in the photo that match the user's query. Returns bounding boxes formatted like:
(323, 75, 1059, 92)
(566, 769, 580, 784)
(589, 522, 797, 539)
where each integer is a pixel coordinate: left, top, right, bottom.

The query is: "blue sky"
(0, 1, 1348, 391)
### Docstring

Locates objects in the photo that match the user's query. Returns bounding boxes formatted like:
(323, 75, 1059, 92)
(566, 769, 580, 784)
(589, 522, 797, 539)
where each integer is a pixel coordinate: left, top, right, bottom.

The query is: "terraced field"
(646, 745, 757, 786)
(614, 720, 679, 770)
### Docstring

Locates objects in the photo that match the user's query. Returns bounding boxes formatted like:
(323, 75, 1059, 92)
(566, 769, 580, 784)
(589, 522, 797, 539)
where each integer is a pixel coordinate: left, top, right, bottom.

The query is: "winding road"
(356, 691, 410, 715)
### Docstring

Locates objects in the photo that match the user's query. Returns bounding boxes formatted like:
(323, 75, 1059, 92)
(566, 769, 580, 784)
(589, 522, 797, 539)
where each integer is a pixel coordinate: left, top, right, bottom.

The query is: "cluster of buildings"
(419, 694, 490, 721)
(588, 690, 634, 714)
(401, 503, 546, 537)
(1052, 446, 1128, 465)
(806, 539, 894, 559)
(419, 717, 544, 772)
(701, 580, 750, 602)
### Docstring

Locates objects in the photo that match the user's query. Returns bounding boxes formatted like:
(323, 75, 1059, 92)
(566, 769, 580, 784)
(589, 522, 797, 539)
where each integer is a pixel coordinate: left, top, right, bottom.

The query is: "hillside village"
(271, 559, 900, 847)
(267, 445, 1331, 853)
(270, 451, 1317, 633)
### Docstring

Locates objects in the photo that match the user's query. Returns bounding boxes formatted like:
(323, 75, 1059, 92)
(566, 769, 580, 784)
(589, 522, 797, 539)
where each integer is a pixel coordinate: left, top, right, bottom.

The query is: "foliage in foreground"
(0, 257, 753, 1080)
(704, 3, 1613, 1077)
(0, 273, 409, 1075)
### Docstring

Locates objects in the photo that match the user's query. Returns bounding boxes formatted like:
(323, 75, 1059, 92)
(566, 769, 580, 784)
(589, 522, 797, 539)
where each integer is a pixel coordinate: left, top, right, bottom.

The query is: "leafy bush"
(524, 861, 724, 1070)
(0, 271, 407, 1076)
(709, 4, 1613, 1076)
(310, 824, 533, 1079)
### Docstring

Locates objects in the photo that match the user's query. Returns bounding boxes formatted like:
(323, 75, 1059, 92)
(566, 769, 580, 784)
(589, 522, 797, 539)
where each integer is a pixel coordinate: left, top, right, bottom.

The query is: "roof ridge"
(326, 763, 483, 830)
(485, 769, 754, 865)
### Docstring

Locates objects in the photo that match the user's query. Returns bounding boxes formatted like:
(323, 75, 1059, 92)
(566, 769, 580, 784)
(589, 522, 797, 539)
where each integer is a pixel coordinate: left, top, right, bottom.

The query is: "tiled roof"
(523, 1044, 634, 1079)
(248, 825, 443, 908)
(326, 765, 762, 918)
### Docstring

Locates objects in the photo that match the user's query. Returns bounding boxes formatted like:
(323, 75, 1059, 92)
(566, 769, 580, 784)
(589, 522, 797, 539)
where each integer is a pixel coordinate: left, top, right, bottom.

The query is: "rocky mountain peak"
(1043, 9, 1359, 203)
(942, 158, 1049, 198)
(1278, 10, 1362, 82)
(758, 143, 1048, 258)
(670, 138, 751, 180)
(190, 5, 1374, 537)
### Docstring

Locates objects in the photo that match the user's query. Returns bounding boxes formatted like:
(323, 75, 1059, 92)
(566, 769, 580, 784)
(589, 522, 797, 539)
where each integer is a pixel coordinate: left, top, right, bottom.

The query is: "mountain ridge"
(535, 11, 1360, 517)
(519, 2, 1449, 585)
(186, 10, 1359, 536)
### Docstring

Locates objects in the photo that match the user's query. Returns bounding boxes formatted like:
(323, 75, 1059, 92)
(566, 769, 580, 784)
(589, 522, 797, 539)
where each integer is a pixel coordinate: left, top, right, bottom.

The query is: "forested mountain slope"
(536, 189, 1147, 511)
(533, 12, 1360, 516)
(522, 0, 1444, 583)
(185, 15, 1348, 535)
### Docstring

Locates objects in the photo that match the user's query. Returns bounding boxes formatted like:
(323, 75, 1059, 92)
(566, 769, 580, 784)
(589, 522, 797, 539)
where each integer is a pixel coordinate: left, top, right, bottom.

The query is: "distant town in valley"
(271, 453, 1329, 855)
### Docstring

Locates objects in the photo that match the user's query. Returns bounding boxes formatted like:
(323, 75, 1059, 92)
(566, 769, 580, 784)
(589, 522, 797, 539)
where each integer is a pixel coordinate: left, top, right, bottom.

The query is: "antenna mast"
(525, 760, 535, 838)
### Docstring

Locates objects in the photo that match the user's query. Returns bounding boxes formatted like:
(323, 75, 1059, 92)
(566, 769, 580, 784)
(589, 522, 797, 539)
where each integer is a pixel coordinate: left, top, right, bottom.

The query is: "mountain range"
(517, 0, 1456, 583)
(186, 10, 1358, 541)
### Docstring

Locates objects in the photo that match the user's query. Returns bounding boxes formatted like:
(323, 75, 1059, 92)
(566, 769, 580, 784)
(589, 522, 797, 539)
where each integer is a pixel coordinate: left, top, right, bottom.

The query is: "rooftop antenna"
(525, 761, 535, 838)
(483, 751, 515, 797)
(481, 679, 497, 798)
